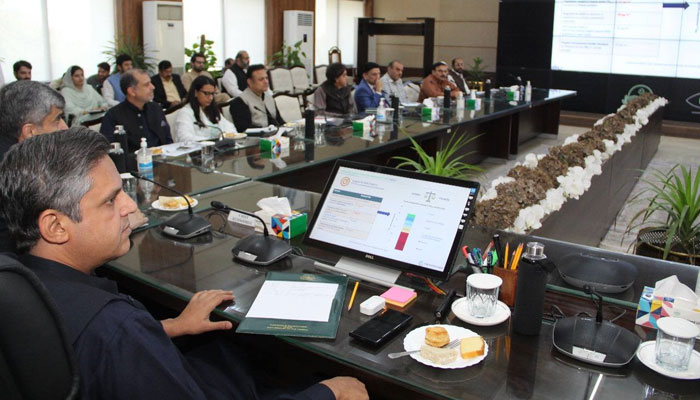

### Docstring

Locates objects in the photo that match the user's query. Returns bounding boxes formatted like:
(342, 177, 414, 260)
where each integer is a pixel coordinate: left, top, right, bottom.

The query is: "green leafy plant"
(391, 133, 483, 179)
(184, 36, 220, 78)
(103, 34, 155, 72)
(270, 40, 307, 68)
(467, 57, 487, 82)
(626, 164, 700, 261)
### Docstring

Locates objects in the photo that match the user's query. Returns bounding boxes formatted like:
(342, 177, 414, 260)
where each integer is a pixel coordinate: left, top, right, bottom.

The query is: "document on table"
(237, 272, 349, 338)
(246, 280, 339, 322)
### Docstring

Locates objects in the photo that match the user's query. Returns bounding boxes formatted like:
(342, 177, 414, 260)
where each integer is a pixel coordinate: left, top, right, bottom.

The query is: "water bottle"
(376, 98, 387, 123)
(525, 80, 532, 102)
(136, 137, 154, 180)
(443, 87, 451, 109)
(304, 109, 315, 140)
(108, 142, 126, 173)
(512, 242, 554, 335)
(484, 79, 492, 99)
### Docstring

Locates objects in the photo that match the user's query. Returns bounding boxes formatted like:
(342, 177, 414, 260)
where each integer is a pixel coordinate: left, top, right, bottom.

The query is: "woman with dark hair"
(174, 75, 236, 142)
(61, 65, 108, 126)
(312, 62, 355, 116)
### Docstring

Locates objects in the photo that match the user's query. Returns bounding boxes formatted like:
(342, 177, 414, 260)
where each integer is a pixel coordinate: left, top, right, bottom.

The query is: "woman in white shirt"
(174, 75, 236, 142)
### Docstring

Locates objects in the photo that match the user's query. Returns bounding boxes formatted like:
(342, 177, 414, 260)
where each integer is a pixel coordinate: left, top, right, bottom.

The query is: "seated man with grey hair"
(100, 69, 173, 152)
(0, 80, 68, 252)
(380, 60, 408, 104)
(0, 127, 368, 400)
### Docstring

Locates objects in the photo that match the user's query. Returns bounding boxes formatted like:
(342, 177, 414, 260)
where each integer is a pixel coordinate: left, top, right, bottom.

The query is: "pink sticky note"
(380, 287, 416, 304)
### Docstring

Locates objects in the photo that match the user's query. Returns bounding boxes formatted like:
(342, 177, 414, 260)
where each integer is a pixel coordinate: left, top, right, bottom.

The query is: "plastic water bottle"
(376, 98, 387, 123)
(137, 137, 154, 180)
(525, 80, 532, 102)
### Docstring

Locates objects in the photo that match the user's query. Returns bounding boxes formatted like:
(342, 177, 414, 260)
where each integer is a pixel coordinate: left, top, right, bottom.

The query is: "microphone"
(210, 200, 292, 266)
(583, 285, 604, 324)
(131, 172, 211, 239)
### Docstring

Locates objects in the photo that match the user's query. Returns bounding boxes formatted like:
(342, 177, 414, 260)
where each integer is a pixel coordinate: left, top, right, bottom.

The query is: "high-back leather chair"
(0, 254, 79, 399)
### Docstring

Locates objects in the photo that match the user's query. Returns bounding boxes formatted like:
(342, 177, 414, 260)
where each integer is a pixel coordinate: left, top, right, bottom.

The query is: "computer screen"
(304, 160, 479, 281)
(551, 0, 700, 79)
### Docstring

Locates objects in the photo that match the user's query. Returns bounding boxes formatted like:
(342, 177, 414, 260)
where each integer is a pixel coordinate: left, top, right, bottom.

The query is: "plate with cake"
(402, 324, 487, 369)
(152, 195, 198, 211)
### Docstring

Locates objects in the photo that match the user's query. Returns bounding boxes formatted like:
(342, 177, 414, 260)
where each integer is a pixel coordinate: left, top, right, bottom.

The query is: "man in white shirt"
(448, 58, 470, 95)
(221, 50, 250, 99)
(102, 55, 134, 107)
(380, 60, 407, 104)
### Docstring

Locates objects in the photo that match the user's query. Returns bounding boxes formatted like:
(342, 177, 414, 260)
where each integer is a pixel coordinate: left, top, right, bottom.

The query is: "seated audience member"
(103, 54, 134, 107)
(152, 60, 187, 109)
(13, 60, 32, 81)
(312, 63, 355, 116)
(174, 76, 236, 142)
(380, 60, 408, 104)
(87, 62, 111, 93)
(100, 69, 173, 152)
(448, 58, 470, 95)
(221, 57, 234, 76)
(0, 80, 67, 252)
(418, 61, 461, 102)
(182, 53, 230, 104)
(222, 50, 250, 98)
(354, 62, 385, 114)
(61, 66, 108, 126)
(230, 65, 284, 132)
(0, 127, 368, 400)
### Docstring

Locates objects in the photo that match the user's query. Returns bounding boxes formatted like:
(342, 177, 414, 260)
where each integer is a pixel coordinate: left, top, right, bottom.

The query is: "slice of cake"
(460, 336, 485, 359)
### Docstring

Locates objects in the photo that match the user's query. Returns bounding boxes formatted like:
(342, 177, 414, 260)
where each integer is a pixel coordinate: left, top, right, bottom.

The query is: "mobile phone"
(349, 309, 413, 347)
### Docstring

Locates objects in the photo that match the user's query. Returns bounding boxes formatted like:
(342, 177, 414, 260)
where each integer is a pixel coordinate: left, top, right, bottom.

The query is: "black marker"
(435, 289, 457, 321)
(493, 233, 504, 269)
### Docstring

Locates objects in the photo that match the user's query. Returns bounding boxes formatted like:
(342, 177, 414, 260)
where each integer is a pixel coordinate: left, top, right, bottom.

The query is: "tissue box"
(466, 98, 482, 110)
(259, 136, 289, 153)
(271, 211, 307, 239)
(636, 286, 700, 329)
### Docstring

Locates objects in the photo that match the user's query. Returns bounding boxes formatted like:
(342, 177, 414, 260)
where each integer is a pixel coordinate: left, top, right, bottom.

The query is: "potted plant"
(466, 57, 487, 92)
(184, 35, 220, 78)
(103, 34, 155, 72)
(626, 164, 700, 265)
(391, 132, 483, 179)
(270, 40, 307, 69)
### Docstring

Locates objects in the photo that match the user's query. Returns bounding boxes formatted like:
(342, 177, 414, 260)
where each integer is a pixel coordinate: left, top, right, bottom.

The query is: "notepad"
(380, 286, 417, 307)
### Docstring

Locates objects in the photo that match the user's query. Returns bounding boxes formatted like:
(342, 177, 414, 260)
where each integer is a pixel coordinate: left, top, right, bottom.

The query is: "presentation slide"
(309, 167, 476, 272)
(551, 0, 700, 78)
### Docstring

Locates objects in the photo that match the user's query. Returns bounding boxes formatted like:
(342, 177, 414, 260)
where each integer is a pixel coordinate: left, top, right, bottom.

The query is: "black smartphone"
(349, 309, 413, 347)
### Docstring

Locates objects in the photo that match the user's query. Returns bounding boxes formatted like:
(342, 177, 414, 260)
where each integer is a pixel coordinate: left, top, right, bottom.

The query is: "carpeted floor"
(472, 126, 700, 254)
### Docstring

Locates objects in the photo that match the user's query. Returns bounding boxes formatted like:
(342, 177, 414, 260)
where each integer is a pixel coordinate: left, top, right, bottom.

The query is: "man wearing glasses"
(100, 69, 173, 152)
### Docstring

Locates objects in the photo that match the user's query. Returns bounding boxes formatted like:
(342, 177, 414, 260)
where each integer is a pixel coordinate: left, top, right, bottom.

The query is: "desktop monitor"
(304, 160, 479, 283)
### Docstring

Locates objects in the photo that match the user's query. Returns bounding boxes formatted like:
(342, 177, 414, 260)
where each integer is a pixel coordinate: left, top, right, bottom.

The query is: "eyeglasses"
(199, 90, 216, 97)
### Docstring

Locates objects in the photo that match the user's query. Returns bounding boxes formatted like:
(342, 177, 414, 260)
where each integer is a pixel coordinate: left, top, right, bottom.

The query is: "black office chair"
(0, 254, 79, 399)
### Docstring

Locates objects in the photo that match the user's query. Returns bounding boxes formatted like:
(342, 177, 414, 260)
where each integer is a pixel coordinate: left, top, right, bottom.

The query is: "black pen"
(434, 289, 457, 321)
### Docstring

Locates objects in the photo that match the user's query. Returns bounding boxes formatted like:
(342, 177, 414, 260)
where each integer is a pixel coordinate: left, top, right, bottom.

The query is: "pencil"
(348, 281, 359, 311)
(512, 243, 525, 271)
(504, 242, 510, 270)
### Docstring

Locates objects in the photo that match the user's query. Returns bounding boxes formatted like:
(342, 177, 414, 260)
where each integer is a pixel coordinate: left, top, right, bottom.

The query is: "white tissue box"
(636, 286, 700, 329)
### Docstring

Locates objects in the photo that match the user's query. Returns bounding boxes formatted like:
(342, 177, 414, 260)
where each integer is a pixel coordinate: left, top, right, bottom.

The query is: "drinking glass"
(466, 274, 502, 318)
(655, 317, 699, 371)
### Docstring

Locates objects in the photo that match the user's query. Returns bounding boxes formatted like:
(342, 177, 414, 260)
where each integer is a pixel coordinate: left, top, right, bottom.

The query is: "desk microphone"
(130, 172, 211, 239)
(210, 201, 292, 266)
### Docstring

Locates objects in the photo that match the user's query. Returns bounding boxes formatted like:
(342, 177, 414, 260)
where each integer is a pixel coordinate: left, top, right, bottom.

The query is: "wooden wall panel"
(116, 0, 182, 45)
(265, 0, 315, 62)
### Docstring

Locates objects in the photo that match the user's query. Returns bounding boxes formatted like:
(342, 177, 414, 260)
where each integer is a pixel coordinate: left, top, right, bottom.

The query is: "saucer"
(451, 297, 510, 326)
(636, 341, 700, 380)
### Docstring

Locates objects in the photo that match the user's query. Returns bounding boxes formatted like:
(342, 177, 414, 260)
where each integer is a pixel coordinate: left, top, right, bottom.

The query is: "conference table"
(103, 180, 700, 400)
(101, 88, 700, 398)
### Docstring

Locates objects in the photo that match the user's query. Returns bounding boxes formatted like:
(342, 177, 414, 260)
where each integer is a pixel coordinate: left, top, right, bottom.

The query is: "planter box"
(531, 107, 664, 247)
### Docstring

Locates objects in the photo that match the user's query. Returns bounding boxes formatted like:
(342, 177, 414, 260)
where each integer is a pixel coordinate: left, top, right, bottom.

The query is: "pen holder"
(493, 267, 517, 307)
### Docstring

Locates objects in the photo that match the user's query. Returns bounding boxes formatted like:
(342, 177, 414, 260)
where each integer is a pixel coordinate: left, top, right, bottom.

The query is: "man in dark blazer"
(151, 60, 187, 109)
(100, 69, 173, 152)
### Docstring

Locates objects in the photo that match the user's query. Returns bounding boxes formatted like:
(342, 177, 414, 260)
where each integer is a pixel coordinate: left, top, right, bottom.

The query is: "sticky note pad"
(380, 286, 417, 307)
